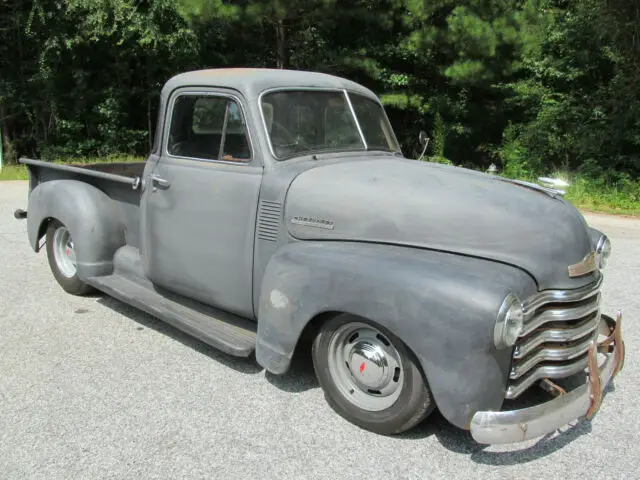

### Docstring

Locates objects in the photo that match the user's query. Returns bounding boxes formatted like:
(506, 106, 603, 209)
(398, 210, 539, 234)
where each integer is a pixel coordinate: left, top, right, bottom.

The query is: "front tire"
(312, 313, 435, 435)
(45, 219, 94, 295)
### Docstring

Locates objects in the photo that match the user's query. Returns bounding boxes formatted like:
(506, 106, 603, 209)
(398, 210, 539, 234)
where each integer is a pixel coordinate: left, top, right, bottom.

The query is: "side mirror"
(417, 131, 430, 161)
(418, 130, 429, 147)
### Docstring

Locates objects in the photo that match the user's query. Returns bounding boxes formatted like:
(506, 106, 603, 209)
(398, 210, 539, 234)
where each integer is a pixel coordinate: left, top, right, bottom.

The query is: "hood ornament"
(538, 177, 570, 196)
(498, 177, 565, 199)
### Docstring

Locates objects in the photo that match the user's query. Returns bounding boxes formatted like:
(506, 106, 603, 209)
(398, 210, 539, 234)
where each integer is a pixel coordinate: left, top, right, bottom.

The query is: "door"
(140, 89, 263, 319)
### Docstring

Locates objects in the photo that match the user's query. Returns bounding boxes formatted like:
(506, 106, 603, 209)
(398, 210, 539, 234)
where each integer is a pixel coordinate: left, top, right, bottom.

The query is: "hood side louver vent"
(257, 200, 282, 242)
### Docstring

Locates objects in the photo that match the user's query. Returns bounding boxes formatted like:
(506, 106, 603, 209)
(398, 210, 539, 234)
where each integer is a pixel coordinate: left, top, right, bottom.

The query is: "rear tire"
(45, 219, 94, 296)
(312, 313, 435, 435)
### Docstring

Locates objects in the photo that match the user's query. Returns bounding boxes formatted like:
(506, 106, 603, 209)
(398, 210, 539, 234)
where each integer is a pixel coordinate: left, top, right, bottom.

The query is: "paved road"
(1, 180, 638, 479)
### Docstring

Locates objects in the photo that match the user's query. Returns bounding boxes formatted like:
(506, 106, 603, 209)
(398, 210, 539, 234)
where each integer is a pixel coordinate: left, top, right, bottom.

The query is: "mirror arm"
(417, 135, 429, 161)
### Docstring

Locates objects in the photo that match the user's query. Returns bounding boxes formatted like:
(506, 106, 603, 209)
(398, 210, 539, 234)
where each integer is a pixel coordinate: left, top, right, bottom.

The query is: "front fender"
(256, 241, 538, 430)
(27, 179, 125, 278)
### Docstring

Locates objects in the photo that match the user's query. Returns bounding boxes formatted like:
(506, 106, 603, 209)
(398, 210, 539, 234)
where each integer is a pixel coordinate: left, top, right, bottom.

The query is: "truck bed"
(20, 157, 147, 184)
(20, 157, 146, 249)
(77, 161, 147, 179)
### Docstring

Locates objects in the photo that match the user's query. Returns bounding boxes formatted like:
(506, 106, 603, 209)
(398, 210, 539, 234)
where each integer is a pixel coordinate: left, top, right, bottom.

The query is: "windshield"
(260, 90, 401, 159)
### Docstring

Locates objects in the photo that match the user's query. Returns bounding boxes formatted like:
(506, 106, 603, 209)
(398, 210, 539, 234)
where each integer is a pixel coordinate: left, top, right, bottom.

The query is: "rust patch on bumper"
(586, 311, 624, 420)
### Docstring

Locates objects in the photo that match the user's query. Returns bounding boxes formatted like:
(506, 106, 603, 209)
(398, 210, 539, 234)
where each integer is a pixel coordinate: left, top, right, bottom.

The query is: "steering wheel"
(270, 121, 311, 153)
(169, 141, 188, 156)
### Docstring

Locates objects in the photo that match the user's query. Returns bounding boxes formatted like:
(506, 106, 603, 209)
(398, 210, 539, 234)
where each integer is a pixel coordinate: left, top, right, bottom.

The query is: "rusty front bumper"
(470, 311, 625, 444)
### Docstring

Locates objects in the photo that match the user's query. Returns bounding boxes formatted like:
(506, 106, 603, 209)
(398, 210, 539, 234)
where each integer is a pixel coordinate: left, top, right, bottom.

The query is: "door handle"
(149, 174, 170, 189)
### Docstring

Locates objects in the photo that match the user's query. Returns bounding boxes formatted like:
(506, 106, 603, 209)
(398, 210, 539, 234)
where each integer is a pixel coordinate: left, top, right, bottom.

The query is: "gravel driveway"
(1, 180, 638, 479)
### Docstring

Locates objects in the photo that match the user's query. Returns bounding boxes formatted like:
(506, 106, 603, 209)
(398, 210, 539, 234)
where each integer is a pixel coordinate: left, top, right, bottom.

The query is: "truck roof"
(161, 68, 378, 101)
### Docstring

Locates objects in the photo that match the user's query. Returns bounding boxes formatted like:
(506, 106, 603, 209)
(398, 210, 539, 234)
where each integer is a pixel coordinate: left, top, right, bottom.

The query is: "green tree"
(354, 0, 548, 165)
(0, 0, 197, 160)
(178, 0, 339, 69)
(0, 0, 637, 180)
(503, 0, 640, 176)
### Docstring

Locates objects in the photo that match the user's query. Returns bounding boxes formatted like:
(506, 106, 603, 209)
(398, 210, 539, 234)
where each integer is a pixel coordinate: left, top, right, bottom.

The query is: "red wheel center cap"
(359, 361, 366, 374)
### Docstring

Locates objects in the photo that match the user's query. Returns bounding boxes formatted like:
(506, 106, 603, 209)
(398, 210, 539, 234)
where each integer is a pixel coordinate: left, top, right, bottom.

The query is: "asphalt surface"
(1, 180, 638, 479)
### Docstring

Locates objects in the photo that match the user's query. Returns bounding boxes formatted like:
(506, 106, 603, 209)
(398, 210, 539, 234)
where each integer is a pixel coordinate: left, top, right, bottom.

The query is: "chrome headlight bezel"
(494, 293, 525, 349)
(596, 234, 611, 269)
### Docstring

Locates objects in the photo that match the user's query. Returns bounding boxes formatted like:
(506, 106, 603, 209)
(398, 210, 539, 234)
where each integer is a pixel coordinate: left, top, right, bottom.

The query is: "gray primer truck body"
(17, 68, 625, 444)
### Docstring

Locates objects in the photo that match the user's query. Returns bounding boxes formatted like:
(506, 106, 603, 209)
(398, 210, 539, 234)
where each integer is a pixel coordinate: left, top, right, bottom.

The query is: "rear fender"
(255, 241, 537, 430)
(27, 179, 125, 278)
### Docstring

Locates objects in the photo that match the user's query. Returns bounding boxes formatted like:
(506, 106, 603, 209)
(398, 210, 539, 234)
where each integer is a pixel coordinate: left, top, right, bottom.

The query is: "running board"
(85, 274, 257, 357)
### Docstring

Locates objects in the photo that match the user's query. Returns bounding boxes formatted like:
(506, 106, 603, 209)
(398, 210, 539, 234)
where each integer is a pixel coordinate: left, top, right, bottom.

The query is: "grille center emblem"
(568, 251, 597, 277)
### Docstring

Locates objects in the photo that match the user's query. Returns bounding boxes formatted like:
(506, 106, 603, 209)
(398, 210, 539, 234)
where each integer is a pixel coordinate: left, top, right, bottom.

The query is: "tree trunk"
(146, 55, 153, 151)
(276, 19, 287, 69)
(148, 102, 153, 153)
(0, 105, 9, 164)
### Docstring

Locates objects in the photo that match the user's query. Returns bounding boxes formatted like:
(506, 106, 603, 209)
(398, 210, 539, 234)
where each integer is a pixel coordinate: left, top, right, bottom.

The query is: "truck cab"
(17, 68, 626, 445)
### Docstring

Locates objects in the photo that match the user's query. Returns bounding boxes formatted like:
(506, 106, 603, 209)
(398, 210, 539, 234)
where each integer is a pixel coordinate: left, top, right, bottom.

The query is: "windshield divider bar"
(343, 89, 368, 150)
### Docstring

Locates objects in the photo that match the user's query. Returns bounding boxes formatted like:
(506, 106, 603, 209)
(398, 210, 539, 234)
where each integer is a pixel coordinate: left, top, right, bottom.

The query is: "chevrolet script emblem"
(568, 251, 597, 277)
(291, 215, 334, 230)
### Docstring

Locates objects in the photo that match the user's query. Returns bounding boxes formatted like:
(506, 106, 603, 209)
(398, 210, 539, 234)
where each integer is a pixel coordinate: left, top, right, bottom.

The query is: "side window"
(167, 94, 251, 162)
(192, 97, 227, 134)
(221, 101, 251, 161)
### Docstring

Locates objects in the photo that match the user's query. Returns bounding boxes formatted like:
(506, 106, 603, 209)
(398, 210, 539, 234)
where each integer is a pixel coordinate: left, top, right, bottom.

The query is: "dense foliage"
(1, 0, 638, 179)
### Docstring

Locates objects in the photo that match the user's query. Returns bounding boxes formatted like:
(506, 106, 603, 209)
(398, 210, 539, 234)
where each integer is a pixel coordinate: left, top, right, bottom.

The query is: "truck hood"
(284, 157, 598, 290)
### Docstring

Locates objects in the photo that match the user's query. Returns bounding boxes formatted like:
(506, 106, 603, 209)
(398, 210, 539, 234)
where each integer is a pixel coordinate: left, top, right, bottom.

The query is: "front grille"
(506, 276, 603, 399)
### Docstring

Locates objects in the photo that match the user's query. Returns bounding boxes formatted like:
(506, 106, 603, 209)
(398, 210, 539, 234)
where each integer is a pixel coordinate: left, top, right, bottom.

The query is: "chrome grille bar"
(506, 355, 590, 399)
(522, 274, 602, 314)
(513, 314, 600, 359)
(520, 293, 600, 336)
(509, 331, 597, 380)
(506, 277, 602, 399)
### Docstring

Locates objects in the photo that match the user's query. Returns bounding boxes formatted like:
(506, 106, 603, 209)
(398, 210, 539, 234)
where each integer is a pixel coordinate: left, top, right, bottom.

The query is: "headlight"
(494, 293, 525, 349)
(596, 235, 611, 269)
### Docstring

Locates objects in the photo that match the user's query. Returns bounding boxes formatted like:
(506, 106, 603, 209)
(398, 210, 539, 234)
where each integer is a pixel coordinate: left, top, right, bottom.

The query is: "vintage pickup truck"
(15, 68, 625, 444)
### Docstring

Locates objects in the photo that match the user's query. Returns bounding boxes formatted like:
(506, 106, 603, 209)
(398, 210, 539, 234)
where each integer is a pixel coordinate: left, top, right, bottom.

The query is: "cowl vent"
(257, 200, 282, 242)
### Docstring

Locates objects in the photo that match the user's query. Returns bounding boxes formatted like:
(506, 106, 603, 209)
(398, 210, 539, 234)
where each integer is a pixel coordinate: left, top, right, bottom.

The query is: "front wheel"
(312, 314, 435, 435)
(45, 219, 94, 295)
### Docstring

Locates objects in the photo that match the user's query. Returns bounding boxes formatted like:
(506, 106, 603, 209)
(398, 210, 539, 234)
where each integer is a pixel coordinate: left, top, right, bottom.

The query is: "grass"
(497, 170, 640, 216)
(563, 175, 640, 216)
(2, 155, 639, 216)
(0, 165, 27, 181)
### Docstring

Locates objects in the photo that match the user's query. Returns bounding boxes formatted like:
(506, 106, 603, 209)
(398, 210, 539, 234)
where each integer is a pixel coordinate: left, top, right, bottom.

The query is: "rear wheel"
(45, 219, 94, 295)
(312, 313, 435, 435)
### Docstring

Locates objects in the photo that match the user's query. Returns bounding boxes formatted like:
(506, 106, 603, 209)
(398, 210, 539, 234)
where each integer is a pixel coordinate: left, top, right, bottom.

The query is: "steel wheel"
(312, 313, 435, 435)
(327, 322, 404, 411)
(45, 219, 94, 296)
(52, 226, 77, 278)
